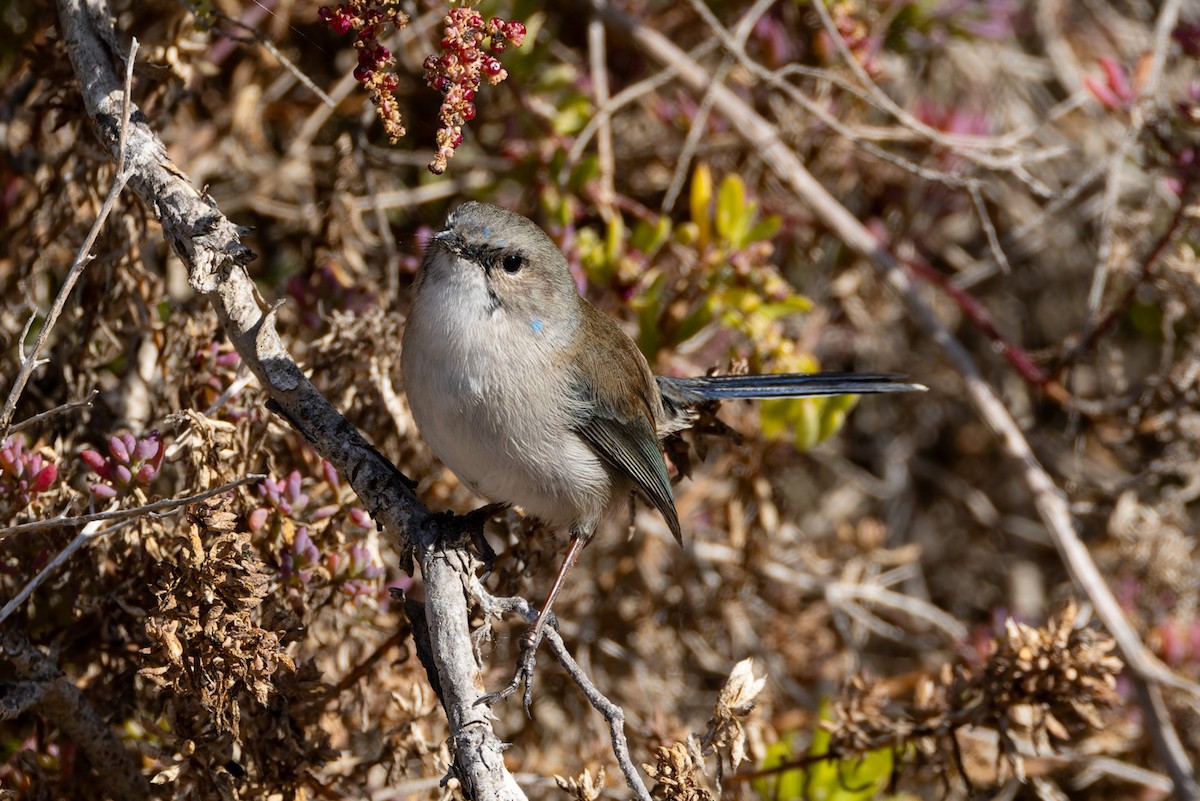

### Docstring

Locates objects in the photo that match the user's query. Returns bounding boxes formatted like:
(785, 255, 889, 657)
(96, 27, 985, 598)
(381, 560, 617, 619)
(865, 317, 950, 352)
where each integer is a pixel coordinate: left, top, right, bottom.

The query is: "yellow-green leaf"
(605, 215, 625, 264)
(631, 216, 672, 257)
(716, 173, 746, 244)
(690, 163, 713, 249)
(746, 215, 782, 246)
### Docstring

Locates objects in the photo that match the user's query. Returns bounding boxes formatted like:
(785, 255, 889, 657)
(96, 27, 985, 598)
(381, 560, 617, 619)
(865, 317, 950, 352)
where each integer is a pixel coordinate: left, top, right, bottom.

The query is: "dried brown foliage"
(1, 0, 1199, 799)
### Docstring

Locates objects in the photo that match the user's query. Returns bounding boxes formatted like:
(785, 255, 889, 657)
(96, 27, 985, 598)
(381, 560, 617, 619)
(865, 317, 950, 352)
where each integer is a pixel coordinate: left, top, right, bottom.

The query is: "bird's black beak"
(433, 228, 465, 255)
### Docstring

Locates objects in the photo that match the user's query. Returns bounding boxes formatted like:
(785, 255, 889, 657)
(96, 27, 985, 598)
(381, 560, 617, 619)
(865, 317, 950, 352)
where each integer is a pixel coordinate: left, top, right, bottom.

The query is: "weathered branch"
(0, 627, 150, 801)
(55, 0, 526, 797)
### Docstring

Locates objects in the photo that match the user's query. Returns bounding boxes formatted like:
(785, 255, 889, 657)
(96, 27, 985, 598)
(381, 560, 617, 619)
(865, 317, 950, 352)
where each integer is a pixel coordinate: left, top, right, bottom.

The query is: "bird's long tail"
(659, 372, 925, 402)
(655, 372, 924, 434)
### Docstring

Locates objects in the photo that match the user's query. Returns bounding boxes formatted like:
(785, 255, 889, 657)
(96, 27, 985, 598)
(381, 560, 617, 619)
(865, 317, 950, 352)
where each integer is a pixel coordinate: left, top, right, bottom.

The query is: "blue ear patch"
(481, 225, 492, 238)
(530, 318, 545, 334)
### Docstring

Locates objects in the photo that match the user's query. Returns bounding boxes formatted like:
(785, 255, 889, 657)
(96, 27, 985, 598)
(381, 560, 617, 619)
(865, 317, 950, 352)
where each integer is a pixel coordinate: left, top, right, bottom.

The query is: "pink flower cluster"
(249, 464, 382, 596)
(423, 8, 526, 174)
(81, 431, 165, 499)
(0, 437, 58, 508)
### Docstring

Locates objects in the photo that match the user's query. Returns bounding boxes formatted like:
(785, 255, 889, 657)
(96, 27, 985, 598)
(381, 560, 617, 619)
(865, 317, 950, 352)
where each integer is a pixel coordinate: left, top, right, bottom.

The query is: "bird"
(401, 201, 923, 703)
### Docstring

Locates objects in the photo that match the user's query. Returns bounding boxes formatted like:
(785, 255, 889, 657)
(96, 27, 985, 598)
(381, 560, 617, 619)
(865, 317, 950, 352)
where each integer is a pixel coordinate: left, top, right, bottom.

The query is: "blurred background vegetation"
(1, 0, 1198, 798)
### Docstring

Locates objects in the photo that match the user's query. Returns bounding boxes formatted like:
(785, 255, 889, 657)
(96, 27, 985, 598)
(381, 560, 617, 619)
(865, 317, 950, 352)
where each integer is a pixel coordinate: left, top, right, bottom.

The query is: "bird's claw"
(477, 624, 544, 716)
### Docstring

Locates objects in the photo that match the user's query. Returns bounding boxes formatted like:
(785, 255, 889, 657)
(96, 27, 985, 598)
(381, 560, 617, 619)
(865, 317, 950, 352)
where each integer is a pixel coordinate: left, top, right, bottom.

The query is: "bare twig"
(585, 2, 1199, 796)
(807, 0, 1048, 176)
(351, 170, 492, 211)
(353, 131, 403, 298)
(0, 473, 265, 539)
(475, 587, 652, 801)
(0, 517, 139, 628)
(369, 354, 411, 439)
(564, 46, 712, 180)
(208, 7, 336, 108)
(9, 390, 97, 434)
(1084, 0, 1184, 333)
(587, 16, 615, 212)
(0, 38, 137, 442)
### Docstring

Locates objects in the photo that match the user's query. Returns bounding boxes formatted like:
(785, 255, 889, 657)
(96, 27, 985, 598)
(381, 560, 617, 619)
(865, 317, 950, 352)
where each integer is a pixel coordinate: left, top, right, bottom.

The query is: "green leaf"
(793, 397, 822, 451)
(746, 214, 782, 245)
(604, 215, 625, 265)
(632, 270, 666, 357)
(675, 221, 701, 246)
(753, 700, 895, 801)
(568, 155, 600, 192)
(753, 737, 805, 801)
(758, 398, 790, 440)
(631, 216, 672, 257)
(551, 96, 593, 135)
(818, 404, 848, 444)
(670, 297, 715, 349)
(757, 295, 814, 321)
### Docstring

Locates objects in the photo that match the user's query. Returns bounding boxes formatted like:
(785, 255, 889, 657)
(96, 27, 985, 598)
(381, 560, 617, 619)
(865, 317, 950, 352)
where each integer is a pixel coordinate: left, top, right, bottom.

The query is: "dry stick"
(0, 627, 151, 801)
(1085, 0, 1184, 333)
(9, 390, 97, 434)
(587, 16, 615, 212)
(660, 0, 775, 212)
(0, 473, 265, 539)
(0, 39, 138, 443)
(209, 8, 336, 109)
(807, 0, 1037, 174)
(0, 517, 136, 629)
(0, 475, 263, 628)
(56, 1, 526, 798)
(563, 45, 708, 180)
(353, 131, 403, 298)
(584, 2, 1200, 797)
(476, 587, 652, 801)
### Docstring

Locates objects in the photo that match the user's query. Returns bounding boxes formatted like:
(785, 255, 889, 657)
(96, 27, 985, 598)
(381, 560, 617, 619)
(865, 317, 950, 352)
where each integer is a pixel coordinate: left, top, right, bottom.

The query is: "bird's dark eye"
(502, 253, 523, 274)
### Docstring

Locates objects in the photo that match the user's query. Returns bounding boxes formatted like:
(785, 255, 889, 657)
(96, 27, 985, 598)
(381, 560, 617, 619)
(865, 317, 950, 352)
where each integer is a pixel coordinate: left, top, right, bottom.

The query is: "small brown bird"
(402, 202, 923, 702)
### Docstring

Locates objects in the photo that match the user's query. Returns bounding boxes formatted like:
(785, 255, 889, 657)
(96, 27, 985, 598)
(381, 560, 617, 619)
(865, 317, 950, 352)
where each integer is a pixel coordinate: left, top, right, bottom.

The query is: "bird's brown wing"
(570, 301, 682, 543)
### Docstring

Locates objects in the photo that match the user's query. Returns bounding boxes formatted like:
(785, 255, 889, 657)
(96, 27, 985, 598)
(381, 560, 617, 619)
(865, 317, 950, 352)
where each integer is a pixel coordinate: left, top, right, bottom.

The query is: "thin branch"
(968, 184, 1012, 276)
(0, 517, 139, 628)
(0, 627, 150, 800)
(1084, 0, 1184, 333)
(564, 41, 718, 180)
(9, 391, 97, 434)
(901, 257, 1061, 392)
(587, 16, 615, 212)
(369, 354, 412, 439)
(806, 0, 1048, 175)
(0, 37, 138, 442)
(209, 8, 336, 108)
(0, 473, 265, 539)
(351, 170, 492, 211)
(1058, 187, 1194, 374)
(474, 586, 652, 801)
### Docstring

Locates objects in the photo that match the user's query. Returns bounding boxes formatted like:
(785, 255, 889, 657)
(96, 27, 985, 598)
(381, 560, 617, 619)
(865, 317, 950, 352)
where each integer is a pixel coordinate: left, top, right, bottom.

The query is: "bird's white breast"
(401, 259, 612, 531)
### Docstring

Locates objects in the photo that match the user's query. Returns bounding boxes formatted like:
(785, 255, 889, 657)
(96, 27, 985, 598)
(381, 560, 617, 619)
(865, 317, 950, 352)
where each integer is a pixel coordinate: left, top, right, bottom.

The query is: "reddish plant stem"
(903, 257, 1069, 403)
(1055, 195, 1191, 376)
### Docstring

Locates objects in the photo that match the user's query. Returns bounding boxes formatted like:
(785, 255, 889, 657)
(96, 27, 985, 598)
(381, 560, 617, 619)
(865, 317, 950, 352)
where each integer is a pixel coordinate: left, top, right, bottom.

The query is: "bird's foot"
(436, 503, 505, 571)
(478, 621, 548, 716)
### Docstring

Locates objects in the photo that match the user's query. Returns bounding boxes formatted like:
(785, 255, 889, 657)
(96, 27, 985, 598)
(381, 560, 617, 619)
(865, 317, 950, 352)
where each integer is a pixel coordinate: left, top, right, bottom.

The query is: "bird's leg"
(479, 527, 589, 714)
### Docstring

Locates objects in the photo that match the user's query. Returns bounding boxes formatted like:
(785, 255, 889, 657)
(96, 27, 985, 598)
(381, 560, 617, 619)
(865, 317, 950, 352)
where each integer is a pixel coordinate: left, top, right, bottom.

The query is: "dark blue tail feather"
(657, 372, 925, 402)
